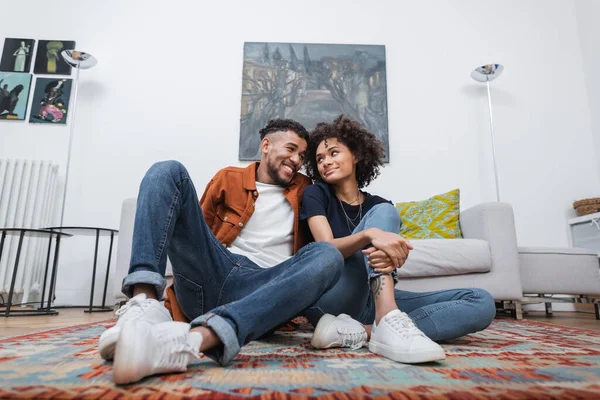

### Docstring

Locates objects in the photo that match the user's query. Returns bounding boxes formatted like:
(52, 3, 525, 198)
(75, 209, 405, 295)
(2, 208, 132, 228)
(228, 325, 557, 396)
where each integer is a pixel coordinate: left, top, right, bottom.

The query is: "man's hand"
(365, 228, 413, 269)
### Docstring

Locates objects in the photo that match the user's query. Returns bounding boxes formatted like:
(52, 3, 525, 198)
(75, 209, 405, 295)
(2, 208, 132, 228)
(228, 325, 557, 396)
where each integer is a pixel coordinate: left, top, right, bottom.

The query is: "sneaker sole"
(113, 321, 149, 385)
(311, 314, 338, 349)
(369, 341, 446, 364)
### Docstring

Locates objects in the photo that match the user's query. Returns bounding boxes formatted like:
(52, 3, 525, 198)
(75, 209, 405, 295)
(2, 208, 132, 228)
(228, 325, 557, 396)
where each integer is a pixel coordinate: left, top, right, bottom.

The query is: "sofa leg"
(595, 303, 599, 320)
(514, 302, 523, 320)
(545, 302, 553, 316)
(501, 301, 523, 319)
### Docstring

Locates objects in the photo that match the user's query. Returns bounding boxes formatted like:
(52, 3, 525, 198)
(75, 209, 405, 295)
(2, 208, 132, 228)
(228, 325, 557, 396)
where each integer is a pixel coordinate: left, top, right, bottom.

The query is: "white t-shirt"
(228, 182, 294, 268)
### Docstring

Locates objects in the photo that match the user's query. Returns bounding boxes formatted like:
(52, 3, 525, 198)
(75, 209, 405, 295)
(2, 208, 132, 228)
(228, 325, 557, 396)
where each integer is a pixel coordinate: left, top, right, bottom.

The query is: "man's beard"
(267, 159, 293, 187)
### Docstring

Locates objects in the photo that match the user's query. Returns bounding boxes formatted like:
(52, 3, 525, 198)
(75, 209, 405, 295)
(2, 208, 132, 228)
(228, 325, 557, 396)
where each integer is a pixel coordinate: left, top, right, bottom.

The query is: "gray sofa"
(112, 199, 524, 315)
(395, 202, 522, 308)
(519, 246, 600, 318)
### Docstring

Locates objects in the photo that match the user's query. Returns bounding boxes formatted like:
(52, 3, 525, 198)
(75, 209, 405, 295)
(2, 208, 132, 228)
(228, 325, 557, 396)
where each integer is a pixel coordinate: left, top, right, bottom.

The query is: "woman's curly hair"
(304, 115, 385, 188)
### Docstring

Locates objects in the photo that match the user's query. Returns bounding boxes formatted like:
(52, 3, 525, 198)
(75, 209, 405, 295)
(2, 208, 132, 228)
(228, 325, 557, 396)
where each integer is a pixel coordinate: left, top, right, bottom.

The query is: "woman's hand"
(365, 228, 413, 268)
(363, 248, 395, 273)
(363, 246, 411, 273)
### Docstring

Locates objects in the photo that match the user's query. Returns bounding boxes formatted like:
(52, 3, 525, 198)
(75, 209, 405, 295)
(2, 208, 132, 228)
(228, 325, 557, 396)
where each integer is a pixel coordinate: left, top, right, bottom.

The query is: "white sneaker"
(98, 293, 172, 360)
(369, 309, 446, 364)
(311, 313, 368, 350)
(113, 320, 203, 385)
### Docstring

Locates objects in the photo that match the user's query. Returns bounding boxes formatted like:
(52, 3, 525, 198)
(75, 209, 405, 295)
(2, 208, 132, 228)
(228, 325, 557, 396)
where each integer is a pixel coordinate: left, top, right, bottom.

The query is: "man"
(100, 119, 346, 385)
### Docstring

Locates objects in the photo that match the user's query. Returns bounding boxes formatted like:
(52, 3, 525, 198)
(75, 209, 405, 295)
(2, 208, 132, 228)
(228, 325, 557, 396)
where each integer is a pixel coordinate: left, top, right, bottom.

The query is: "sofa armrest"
(113, 198, 137, 301)
(460, 202, 522, 297)
(113, 197, 173, 302)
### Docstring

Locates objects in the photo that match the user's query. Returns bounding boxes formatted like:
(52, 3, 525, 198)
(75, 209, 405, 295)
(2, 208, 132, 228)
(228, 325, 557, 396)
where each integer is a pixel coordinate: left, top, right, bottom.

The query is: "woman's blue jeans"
(303, 203, 497, 342)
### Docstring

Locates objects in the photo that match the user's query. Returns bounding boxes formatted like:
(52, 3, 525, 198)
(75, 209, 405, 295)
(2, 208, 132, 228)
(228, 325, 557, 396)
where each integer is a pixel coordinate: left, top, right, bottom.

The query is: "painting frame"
(0, 38, 36, 73)
(34, 40, 76, 75)
(0, 72, 33, 121)
(239, 42, 389, 162)
(29, 77, 73, 125)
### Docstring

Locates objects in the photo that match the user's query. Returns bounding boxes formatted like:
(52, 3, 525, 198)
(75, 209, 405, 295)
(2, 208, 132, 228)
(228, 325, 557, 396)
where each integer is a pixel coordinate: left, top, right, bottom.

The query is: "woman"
(300, 115, 496, 364)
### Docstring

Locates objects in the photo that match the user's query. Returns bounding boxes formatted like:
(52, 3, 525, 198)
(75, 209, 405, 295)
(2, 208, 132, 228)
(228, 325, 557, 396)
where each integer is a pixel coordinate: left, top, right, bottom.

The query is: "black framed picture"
(0, 38, 35, 73)
(29, 77, 72, 124)
(34, 40, 76, 75)
(0, 72, 33, 120)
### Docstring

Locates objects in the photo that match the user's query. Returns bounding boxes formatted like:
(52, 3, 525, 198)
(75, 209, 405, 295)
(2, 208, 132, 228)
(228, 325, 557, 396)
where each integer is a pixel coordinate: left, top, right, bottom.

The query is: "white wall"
(1, 0, 598, 305)
(575, 0, 600, 177)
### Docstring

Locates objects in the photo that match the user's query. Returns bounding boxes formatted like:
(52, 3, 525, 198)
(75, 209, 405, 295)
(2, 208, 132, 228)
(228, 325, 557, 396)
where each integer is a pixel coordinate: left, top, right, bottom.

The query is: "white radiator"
(0, 159, 59, 304)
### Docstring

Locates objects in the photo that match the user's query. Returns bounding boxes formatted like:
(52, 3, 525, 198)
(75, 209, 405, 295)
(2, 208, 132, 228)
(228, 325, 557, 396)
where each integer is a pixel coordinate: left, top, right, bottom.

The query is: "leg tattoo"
(370, 276, 384, 298)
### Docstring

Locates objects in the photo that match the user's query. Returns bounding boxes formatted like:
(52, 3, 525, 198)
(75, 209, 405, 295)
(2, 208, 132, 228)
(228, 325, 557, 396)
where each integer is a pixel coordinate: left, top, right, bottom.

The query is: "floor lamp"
(58, 50, 98, 228)
(470, 64, 504, 202)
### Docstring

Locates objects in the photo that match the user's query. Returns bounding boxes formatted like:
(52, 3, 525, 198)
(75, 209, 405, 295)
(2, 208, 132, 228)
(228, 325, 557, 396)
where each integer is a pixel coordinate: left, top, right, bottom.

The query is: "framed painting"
(34, 40, 76, 75)
(0, 72, 33, 120)
(29, 77, 72, 124)
(239, 42, 389, 161)
(0, 38, 35, 73)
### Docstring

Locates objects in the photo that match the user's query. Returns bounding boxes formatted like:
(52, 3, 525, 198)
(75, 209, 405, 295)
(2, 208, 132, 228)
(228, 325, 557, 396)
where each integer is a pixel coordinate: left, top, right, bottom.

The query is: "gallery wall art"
(0, 72, 32, 120)
(0, 38, 35, 73)
(29, 78, 72, 124)
(239, 42, 389, 161)
(0, 37, 78, 125)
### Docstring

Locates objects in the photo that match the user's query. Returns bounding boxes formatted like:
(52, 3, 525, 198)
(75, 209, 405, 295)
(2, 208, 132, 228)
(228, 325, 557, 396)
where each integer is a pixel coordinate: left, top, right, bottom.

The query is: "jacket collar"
(242, 162, 258, 191)
(243, 161, 299, 191)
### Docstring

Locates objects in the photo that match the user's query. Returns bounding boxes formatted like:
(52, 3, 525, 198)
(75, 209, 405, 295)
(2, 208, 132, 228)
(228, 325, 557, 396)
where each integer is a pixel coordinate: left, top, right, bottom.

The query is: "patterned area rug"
(1, 317, 599, 399)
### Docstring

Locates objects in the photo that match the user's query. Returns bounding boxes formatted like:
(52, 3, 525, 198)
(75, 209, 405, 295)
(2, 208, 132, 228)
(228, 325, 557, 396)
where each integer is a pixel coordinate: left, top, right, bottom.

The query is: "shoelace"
(115, 296, 151, 320)
(386, 312, 424, 338)
(338, 328, 367, 350)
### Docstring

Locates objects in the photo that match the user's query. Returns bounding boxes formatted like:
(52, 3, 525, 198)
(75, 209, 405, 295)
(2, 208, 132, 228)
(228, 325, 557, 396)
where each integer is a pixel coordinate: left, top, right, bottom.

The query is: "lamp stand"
(470, 64, 504, 203)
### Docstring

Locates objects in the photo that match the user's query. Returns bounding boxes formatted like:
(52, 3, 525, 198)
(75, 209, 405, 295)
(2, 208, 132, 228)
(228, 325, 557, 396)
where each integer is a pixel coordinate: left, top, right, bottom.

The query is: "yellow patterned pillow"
(395, 189, 462, 239)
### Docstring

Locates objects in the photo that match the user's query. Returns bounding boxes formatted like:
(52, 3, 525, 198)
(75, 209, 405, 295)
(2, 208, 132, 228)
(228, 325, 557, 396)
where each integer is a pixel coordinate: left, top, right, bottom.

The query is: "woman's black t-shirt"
(300, 181, 391, 238)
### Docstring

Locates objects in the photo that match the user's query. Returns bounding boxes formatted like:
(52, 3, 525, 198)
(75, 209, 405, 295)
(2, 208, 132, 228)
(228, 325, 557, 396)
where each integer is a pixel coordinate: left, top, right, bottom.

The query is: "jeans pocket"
(173, 273, 204, 321)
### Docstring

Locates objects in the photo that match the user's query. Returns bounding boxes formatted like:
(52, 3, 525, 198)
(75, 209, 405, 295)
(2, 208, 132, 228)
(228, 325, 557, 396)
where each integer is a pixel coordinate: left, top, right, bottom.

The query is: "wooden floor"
(0, 308, 599, 338)
(512, 310, 600, 331)
(0, 307, 115, 338)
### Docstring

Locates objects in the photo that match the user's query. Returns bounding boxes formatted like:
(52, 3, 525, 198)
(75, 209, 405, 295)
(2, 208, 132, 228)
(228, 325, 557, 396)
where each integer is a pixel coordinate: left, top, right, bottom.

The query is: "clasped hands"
(362, 228, 413, 274)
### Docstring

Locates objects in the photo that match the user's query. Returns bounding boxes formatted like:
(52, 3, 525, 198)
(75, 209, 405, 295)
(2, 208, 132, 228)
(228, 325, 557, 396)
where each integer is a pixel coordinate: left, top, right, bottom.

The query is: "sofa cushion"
(396, 189, 462, 239)
(397, 239, 491, 278)
(519, 246, 600, 295)
(519, 246, 597, 256)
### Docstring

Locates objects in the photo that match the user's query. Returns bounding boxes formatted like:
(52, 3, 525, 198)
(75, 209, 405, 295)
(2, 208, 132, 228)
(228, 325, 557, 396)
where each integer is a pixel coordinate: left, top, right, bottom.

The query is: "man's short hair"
(259, 119, 309, 142)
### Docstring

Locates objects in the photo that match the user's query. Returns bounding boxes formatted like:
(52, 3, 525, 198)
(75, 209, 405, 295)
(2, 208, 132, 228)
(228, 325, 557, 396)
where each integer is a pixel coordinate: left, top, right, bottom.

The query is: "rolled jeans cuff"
(368, 268, 399, 284)
(191, 312, 240, 366)
(121, 270, 167, 299)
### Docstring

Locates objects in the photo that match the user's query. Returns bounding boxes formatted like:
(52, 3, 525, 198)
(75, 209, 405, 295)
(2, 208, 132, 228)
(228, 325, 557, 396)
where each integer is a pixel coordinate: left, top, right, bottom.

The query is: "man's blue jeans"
(121, 161, 344, 366)
(303, 203, 497, 341)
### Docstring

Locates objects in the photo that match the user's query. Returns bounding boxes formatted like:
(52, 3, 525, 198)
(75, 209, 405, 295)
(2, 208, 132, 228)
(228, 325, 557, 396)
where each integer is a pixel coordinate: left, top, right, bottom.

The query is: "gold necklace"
(340, 190, 361, 205)
(348, 193, 361, 205)
(338, 190, 363, 233)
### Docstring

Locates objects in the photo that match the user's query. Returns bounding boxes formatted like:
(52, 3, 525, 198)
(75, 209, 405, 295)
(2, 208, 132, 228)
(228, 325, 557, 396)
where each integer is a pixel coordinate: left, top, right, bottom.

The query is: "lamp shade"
(470, 64, 503, 82)
(61, 50, 97, 69)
